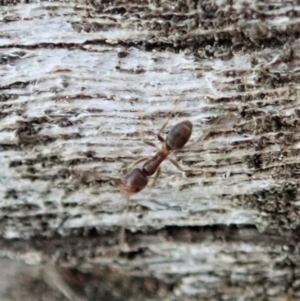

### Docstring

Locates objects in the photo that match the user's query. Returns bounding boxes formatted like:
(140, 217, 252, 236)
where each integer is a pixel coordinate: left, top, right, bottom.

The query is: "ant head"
(166, 120, 193, 150)
(121, 168, 148, 195)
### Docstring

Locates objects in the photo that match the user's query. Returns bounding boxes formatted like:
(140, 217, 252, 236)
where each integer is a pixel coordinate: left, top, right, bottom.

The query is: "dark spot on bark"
(16, 118, 55, 148)
(5, 188, 18, 199)
(247, 154, 263, 169)
(117, 51, 129, 58)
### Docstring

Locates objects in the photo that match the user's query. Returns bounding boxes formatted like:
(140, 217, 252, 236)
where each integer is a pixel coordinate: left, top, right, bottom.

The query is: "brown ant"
(119, 100, 237, 196)
(72, 101, 234, 247)
(91, 99, 196, 198)
(74, 101, 195, 247)
(120, 118, 193, 196)
(114, 101, 200, 247)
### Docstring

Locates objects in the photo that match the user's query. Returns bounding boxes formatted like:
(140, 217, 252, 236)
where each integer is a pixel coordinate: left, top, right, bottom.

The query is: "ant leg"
(157, 97, 182, 143)
(151, 166, 161, 188)
(168, 157, 204, 174)
(157, 121, 167, 143)
(123, 157, 150, 172)
(71, 169, 121, 184)
(167, 157, 187, 172)
(138, 111, 159, 150)
(143, 139, 159, 150)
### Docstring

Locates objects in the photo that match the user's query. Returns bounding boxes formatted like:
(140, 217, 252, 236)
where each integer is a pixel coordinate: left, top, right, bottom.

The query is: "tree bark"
(1, 1, 300, 300)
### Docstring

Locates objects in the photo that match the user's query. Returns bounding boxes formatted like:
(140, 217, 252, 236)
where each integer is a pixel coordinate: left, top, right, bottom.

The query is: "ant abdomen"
(121, 168, 148, 195)
(166, 120, 193, 150)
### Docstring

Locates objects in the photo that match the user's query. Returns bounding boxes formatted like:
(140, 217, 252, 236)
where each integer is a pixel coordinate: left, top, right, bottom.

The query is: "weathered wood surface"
(1, 0, 300, 300)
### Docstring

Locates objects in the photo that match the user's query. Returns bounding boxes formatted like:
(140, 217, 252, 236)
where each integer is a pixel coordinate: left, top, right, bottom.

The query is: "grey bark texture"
(0, 0, 300, 300)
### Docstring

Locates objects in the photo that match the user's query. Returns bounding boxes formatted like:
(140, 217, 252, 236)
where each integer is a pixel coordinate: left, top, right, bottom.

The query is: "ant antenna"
(157, 96, 183, 143)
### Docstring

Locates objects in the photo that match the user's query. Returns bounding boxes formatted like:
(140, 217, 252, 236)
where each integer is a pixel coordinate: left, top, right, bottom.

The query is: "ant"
(114, 100, 199, 246)
(120, 118, 193, 196)
(72, 100, 231, 247)
(88, 99, 196, 198)
(71, 100, 195, 247)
